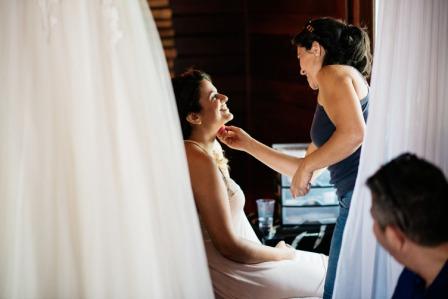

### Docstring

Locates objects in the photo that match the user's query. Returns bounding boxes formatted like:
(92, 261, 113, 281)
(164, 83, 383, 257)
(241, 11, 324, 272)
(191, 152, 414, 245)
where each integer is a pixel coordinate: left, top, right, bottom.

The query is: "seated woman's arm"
(186, 144, 295, 264)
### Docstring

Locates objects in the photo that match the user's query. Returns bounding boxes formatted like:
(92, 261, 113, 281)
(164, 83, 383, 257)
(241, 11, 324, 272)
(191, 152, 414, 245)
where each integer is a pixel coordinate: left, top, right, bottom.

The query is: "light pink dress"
(195, 142, 328, 299)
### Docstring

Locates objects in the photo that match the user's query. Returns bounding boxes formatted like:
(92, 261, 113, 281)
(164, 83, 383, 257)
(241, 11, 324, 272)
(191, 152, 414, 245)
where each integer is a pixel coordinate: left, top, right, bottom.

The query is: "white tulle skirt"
(0, 1, 212, 298)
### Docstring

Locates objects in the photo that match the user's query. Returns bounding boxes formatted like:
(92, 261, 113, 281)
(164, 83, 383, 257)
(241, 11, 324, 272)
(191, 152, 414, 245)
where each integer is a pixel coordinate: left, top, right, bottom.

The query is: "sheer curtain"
(333, 0, 448, 298)
(0, 1, 213, 298)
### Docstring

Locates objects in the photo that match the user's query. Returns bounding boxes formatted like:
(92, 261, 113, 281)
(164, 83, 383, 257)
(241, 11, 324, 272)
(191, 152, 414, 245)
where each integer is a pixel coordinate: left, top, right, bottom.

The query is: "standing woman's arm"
(291, 68, 366, 197)
(218, 126, 302, 178)
(306, 142, 318, 156)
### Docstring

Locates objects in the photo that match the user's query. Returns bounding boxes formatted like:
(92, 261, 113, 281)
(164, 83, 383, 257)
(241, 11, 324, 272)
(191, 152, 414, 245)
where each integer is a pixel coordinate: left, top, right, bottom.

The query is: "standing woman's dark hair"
(292, 17, 372, 79)
(172, 69, 211, 139)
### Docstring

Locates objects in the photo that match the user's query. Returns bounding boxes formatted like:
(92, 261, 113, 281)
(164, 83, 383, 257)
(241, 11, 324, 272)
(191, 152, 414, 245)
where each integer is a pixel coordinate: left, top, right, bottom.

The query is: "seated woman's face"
(197, 79, 233, 128)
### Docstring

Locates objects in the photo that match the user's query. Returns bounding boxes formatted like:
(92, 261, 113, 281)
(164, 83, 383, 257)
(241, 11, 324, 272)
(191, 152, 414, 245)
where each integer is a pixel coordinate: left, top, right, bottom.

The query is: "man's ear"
(384, 225, 407, 252)
(186, 113, 201, 125)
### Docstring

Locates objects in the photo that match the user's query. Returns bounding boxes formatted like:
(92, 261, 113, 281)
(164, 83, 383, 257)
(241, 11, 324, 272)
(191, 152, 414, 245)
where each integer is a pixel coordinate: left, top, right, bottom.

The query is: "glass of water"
(256, 199, 275, 237)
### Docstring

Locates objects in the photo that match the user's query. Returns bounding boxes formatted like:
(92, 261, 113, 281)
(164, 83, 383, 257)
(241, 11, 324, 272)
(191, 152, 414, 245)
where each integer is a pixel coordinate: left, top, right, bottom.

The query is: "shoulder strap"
(184, 140, 209, 155)
(184, 140, 234, 196)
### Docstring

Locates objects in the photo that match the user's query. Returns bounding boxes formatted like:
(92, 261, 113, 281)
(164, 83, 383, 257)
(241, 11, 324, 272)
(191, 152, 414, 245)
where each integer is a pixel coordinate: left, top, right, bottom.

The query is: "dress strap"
(184, 140, 234, 197)
(184, 140, 210, 155)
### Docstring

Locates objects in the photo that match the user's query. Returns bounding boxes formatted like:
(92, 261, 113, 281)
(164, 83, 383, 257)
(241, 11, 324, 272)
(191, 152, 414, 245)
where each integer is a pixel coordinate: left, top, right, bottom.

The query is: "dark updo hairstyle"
(172, 69, 211, 139)
(292, 17, 372, 79)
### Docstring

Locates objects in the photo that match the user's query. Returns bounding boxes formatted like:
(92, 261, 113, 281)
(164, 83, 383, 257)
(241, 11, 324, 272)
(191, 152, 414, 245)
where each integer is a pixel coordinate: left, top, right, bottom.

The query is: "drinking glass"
(256, 199, 275, 237)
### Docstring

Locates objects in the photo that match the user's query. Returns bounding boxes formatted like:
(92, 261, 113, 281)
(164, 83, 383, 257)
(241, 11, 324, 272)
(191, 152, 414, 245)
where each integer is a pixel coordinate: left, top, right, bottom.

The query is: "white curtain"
(0, 1, 213, 298)
(333, 0, 448, 298)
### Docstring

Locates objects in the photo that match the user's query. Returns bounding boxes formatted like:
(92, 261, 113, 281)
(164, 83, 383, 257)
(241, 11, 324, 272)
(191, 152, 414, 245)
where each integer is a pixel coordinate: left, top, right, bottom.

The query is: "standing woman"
(218, 17, 372, 299)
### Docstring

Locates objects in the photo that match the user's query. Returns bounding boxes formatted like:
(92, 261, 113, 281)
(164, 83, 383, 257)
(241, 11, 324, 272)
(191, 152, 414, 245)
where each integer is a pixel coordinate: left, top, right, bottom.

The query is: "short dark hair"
(172, 69, 211, 139)
(366, 153, 448, 246)
(292, 17, 372, 79)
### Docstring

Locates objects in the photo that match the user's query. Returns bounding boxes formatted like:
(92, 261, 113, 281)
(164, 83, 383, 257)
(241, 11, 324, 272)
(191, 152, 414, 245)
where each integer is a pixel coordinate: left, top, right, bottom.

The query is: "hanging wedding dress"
(333, 0, 448, 298)
(0, 1, 213, 298)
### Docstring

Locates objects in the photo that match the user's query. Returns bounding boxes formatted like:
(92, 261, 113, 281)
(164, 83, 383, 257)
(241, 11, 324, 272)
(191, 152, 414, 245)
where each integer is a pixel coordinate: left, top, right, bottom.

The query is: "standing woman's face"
(296, 43, 324, 90)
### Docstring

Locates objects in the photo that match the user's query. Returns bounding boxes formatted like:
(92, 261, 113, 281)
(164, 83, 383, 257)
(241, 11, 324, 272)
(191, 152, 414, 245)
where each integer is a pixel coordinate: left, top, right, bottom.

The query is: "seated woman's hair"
(292, 17, 372, 79)
(367, 153, 448, 246)
(172, 69, 229, 173)
(172, 69, 211, 139)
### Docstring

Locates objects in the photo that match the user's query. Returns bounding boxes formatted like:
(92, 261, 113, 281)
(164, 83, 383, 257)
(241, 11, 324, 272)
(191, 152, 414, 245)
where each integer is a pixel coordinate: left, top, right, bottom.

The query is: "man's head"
(366, 153, 448, 263)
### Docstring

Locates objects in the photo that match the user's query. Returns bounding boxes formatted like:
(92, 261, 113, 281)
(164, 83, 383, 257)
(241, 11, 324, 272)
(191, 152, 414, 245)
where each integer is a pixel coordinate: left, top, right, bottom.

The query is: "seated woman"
(172, 69, 328, 299)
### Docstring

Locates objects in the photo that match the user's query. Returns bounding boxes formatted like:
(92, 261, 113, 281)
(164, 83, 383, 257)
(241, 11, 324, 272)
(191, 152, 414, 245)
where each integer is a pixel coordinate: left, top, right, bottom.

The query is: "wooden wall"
(170, 0, 251, 208)
(168, 0, 374, 213)
(148, 0, 176, 75)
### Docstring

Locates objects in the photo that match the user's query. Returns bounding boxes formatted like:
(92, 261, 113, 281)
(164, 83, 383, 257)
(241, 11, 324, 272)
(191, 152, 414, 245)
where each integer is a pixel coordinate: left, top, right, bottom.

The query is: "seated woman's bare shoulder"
(184, 143, 216, 173)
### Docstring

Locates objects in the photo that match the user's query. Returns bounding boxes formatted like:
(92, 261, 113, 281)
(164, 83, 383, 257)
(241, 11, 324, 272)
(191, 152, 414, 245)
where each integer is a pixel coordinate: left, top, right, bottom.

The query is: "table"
(261, 224, 335, 255)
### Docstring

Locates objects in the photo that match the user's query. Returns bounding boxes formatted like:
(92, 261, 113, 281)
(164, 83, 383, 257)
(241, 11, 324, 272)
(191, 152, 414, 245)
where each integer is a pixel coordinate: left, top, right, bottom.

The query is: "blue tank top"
(310, 94, 369, 197)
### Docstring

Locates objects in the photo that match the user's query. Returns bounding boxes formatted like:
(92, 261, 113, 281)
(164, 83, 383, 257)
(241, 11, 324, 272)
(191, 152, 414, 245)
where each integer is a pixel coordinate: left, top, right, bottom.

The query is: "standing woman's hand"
(290, 159, 312, 198)
(217, 126, 253, 152)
